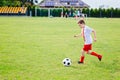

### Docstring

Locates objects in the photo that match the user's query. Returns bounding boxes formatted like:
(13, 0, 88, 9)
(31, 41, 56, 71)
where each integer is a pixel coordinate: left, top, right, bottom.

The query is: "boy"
(74, 20, 102, 64)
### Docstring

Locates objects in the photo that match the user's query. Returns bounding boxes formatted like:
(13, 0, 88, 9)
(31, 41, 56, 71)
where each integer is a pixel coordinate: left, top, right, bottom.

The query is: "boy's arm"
(74, 33, 82, 37)
(74, 29, 83, 38)
(92, 29, 97, 42)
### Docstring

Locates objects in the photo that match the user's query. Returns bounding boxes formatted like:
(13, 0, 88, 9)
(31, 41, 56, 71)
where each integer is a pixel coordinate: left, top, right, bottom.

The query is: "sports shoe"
(98, 55, 102, 61)
(78, 61, 84, 64)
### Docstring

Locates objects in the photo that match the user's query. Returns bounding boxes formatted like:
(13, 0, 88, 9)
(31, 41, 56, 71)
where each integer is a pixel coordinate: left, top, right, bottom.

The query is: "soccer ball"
(62, 58, 72, 66)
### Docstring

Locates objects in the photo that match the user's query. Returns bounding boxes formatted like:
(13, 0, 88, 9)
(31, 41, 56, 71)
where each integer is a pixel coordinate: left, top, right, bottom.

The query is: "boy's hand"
(74, 35, 77, 37)
(94, 38, 97, 42)
(74, 35, 78, 37)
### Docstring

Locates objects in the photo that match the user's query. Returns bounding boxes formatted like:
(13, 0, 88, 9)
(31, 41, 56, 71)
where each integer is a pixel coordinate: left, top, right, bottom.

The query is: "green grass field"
(0, 17, 120, 80)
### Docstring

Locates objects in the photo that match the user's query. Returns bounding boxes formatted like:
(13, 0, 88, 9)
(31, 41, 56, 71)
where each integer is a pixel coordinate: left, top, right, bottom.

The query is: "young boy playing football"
(74, 20, 102, 64)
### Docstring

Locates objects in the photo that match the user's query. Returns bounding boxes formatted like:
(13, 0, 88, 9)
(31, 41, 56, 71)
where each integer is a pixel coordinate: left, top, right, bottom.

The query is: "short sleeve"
(87, 26, 93, 33)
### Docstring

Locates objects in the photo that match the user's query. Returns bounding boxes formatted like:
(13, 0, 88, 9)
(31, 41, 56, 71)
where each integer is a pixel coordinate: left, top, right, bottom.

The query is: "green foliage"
(34, 8, 63, 17)
(0, 0, 32, 7)
(82, 8, 120, 18)
(30, 8, 120, 17)
(39, 9, 48, 16)
(52, 9, 62, 17)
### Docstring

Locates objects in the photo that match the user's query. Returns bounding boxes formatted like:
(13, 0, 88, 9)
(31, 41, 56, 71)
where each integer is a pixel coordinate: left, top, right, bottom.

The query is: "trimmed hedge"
(82, 8, 120, 18)
(30, 7, 120, 18)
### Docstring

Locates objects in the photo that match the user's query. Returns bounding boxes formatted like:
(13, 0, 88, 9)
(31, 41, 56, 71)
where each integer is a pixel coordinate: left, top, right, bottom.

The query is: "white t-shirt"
(83, 25, 93, 44)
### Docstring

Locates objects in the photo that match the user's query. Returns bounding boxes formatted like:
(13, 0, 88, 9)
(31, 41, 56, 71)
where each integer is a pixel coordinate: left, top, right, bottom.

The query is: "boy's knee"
(87, 50, 92, 54)
(81, 49, 85, 56)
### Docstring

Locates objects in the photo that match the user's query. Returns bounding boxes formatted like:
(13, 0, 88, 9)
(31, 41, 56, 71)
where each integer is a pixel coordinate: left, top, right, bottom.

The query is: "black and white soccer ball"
(62, 58, 72, 66)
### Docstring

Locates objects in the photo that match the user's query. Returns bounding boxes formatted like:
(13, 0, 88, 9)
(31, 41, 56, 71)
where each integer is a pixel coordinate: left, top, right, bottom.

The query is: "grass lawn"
(0, 17, 120, 80)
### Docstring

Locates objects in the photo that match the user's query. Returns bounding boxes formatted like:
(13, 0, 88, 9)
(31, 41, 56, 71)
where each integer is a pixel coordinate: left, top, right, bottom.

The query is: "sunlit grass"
(0, 17, 120, 80)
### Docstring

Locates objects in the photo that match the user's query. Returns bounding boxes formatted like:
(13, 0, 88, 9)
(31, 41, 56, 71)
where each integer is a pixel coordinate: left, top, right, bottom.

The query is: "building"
(39, 0, 90, 8)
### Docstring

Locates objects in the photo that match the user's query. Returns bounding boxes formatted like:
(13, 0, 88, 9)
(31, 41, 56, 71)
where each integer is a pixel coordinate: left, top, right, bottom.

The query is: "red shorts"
(83, 44, 92, 51)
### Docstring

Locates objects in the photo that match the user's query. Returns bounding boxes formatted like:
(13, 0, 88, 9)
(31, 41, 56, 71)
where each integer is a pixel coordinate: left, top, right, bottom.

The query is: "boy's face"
(78, 23, 85, 28)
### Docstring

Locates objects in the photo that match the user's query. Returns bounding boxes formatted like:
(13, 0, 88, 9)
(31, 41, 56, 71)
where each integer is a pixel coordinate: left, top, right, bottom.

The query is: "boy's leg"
(78, 49, 85, 63)
(90, 51, 102, 61)
(86, 44, 102, 61)
(78, 44, 89, 64)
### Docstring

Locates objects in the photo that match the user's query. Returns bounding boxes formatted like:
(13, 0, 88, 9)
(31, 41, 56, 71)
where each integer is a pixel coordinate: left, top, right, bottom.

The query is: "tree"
(93, 8, 99, 17)
(106, 8, 111, 17)
(113, 8, 119, 17)
(90, 8, 94, 17)
(0, 0, 33, 7)
(110, 8, 114, 17)
(0, 0, 7, 6)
